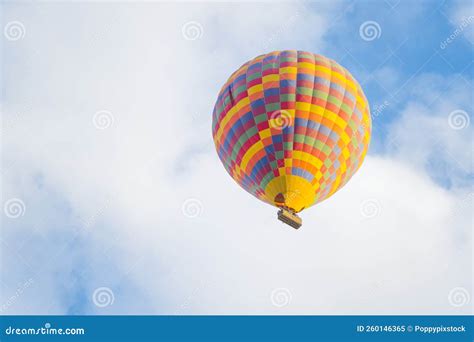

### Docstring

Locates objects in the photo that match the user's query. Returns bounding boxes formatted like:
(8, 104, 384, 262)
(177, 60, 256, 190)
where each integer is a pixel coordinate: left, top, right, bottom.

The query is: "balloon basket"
(277, 208, 302, 229)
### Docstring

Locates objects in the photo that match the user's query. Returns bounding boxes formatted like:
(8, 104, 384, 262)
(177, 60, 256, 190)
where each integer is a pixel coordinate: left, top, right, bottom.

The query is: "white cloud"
(97, 153, 470, 315)
(387, 73, 472, 189)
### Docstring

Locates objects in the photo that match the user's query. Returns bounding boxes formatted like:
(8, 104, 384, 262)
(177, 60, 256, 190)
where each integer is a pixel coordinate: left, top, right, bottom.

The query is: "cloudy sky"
(1, 0, 472, 315)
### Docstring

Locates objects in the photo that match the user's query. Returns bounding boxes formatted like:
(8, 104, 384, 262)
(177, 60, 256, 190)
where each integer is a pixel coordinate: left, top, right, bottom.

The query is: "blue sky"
(316, 1, 472, 152)
(1, 0, 472, 315)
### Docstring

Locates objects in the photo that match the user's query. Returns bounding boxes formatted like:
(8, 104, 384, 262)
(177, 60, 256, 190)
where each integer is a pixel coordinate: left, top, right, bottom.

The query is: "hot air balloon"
(212, 50, 371, 229)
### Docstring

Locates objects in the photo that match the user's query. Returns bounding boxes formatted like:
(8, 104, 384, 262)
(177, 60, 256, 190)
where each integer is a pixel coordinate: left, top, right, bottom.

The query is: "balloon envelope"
(212, 50, 371, 213)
